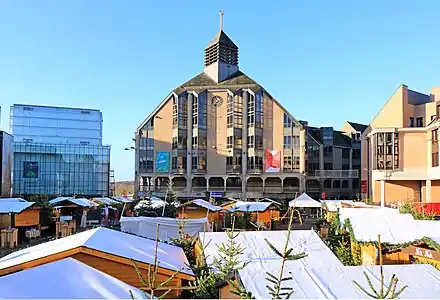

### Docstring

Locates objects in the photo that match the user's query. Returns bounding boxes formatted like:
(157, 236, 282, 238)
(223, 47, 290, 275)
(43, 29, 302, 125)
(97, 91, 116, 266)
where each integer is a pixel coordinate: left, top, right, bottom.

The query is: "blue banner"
(155, 152, 170, 173)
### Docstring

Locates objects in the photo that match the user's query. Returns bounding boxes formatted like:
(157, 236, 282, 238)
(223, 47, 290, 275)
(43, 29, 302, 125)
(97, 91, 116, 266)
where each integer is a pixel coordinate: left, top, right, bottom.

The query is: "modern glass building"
(13, 143, 110, 196)
(10, 104, 111, 197)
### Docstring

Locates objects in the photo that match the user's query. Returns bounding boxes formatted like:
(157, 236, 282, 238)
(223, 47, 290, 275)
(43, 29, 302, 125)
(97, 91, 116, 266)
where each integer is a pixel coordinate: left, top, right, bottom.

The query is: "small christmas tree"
(131, 224, 182, 299)
(264, 207, 307, 299)
(353, 234, 407, 299)
(162, 177, 178, 217)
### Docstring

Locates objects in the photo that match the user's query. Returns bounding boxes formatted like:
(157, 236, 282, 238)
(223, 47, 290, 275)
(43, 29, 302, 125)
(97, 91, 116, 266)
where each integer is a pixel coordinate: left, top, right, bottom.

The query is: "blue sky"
(1, 1, 439, 181)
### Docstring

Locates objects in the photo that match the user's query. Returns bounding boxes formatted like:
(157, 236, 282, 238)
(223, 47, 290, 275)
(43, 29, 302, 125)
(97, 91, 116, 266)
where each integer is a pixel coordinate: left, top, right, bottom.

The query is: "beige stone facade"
(134, 26, 361, 201)
(362, 84, 440, 205)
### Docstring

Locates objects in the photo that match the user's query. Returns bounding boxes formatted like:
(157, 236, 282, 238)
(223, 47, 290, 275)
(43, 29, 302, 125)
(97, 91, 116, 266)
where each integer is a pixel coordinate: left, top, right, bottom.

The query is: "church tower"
(204, 11, 239, 83)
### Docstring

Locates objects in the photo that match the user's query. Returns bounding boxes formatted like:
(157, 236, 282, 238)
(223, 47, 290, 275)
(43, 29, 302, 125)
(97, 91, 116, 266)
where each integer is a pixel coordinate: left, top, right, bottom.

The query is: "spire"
(204, 11, 239, 83)
(219, 10, 224, 31)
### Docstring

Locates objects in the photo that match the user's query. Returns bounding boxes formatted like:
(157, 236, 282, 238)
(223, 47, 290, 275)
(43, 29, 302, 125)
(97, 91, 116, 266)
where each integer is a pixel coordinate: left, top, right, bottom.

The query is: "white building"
(10, 104, 102, 145)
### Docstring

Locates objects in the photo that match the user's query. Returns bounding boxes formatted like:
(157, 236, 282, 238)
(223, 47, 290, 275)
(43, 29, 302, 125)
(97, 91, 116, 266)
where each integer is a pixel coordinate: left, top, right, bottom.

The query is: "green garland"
(342, 218, 440, 252)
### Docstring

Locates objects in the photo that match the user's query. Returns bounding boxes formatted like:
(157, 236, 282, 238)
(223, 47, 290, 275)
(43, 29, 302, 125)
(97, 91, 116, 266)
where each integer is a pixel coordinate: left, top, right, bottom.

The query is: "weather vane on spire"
(219, 10, 224, 31)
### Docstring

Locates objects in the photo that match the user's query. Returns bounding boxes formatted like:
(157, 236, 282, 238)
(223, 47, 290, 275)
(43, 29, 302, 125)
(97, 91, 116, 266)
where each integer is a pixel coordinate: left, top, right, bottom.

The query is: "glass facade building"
(13, 143, 110, 197)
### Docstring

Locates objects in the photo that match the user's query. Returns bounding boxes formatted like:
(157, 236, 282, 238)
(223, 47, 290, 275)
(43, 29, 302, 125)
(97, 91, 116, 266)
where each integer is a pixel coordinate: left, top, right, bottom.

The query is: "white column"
(319, 144, 324, 172)
(426, 180, 431, 203)
(241, 91, 249, 198)
(380, 180, 385, 207)
(186, 94, 193, 192)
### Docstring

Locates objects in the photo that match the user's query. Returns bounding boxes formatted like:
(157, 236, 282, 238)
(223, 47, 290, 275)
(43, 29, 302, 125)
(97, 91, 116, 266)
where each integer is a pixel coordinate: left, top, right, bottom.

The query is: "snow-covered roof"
(134, 197, 168, 210)
(92, 197, 120, 205)
(339, 207, 440, 244)
(0, 258, 148, 299)
(237, 262, 440, 299)
(200, 230, 343, 269)
(0, 227, 193, 276)
(181, 199, 222, 211)
(49, 197, 98, 207)
(0, 198, 34, 213)
(228, 201, 273, 212)
(321, 200, 364, 211)
(263, 198, 282, 206)
(112, 196, 133, 203)
(289, 193, 321, 208)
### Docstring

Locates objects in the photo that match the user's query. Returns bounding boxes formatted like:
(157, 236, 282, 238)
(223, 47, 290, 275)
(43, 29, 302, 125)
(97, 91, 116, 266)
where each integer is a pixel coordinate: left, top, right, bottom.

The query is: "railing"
(315, 170, 358, 178)
(265, 187, 283, 193)
(247, 168, 263, 175)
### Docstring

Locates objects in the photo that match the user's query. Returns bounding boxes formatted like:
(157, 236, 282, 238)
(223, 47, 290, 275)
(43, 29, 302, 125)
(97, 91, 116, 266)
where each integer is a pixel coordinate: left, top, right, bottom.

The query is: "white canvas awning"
(289, 193, 321, 208)
(120, 216, 209, 243)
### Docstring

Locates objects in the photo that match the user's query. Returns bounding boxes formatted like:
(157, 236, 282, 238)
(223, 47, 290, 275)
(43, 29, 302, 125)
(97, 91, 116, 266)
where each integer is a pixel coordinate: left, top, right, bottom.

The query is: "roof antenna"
(219, 10, 224, 31)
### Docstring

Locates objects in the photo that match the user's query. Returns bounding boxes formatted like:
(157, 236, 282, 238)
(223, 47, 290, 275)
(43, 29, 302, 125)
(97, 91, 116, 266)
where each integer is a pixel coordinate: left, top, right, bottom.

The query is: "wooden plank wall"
(72, 253, 183, 298)
(15, 210, 40, 227)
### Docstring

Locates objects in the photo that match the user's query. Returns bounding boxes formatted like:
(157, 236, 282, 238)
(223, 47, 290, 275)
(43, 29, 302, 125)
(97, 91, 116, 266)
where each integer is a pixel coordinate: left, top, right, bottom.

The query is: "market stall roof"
(263, 198, 282, 206)
(0, 227, 193, 276)
(236, 262, 440, 299)
(199, 230, 343, 269)
(0, 258, 148, 299)
(92, 197, 120, 205)
(289, 193, 321, 208)
(179, 199, 222, 211)
(112, 196, 134, 203)
(120, 216, 208, 243)
(320, 200, 370, 212)
(227, 201, 273, 212)
(0, 198, 35, 214)
(49, 197, 98, 208)
(134, 197, 168, 210)
(339, 207, 440, 244)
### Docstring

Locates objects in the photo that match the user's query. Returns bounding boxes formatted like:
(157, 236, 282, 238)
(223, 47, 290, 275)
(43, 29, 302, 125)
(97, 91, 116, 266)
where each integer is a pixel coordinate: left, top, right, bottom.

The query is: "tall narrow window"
(227, 95, 233, 128)
(172, 96, 178, 127)
(432, 129, 439, 167)
(416, 117, 423, 127)
(374, 132, 399, 170)
(192, 95, 198, 127)
(255, 91, 263, 128)
(178, 95, 187, 128)
(198, 92, 207, 129)
(283, 136, 292, 149)
(247, 94, 255, 125)
(409, 117, 414, 127)
(284, 113, 292, 128)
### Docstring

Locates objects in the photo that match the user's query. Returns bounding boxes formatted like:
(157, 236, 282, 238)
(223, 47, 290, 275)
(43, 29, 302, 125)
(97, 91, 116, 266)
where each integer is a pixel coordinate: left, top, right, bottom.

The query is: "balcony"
(247, 168, 263, 175)
(226, 167, 242, 174)
(315, 170, 358, 178)
(264, 187, 283, 193)
(171, 168, 186, 175)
